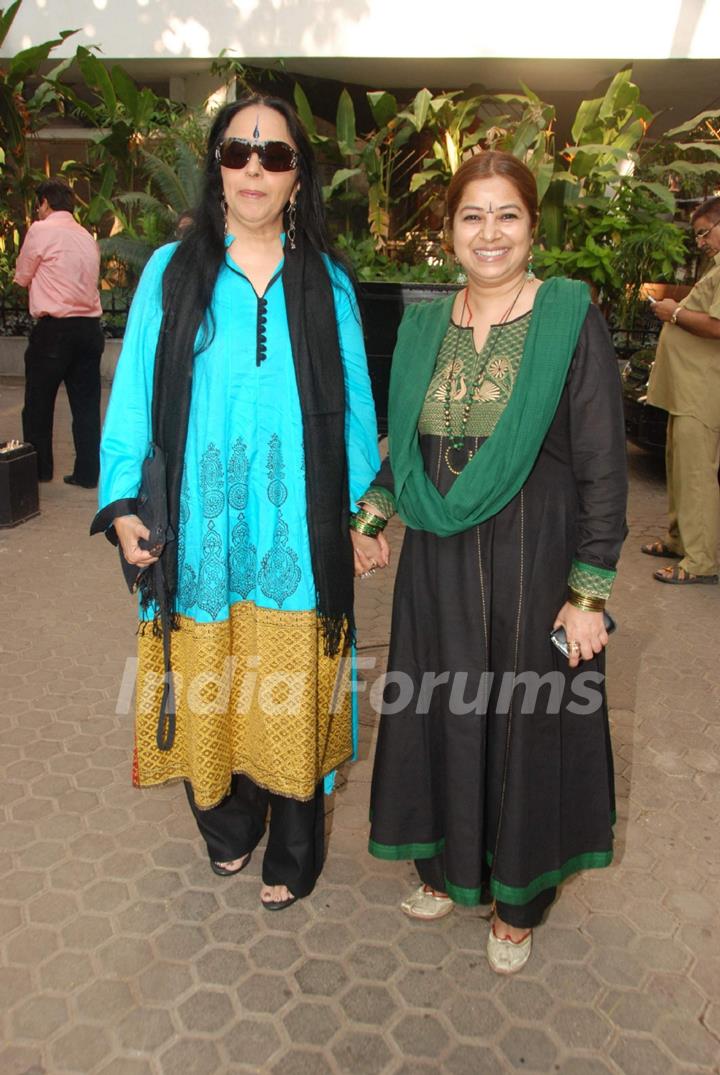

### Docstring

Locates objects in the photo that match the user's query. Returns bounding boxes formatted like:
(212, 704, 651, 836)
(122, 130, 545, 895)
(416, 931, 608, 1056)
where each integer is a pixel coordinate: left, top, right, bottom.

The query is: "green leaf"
(367, 91, 398, 129)
(633, 180, 676, 213)
(665, 109, 720, 138)
(571, 98, 602, 145)
(76, 46, 117, 117)
(0, 1, 22, 49)
(672, 141, 720, 159)
(535, 160, 555, 203)
(110, 65, 139, 116)
(412, 87, 432, 132)
(409, 169, 439, 193)
(336, 89, 357, 156)
(598, 68, 633, 121)
(322, 167, 361, 200)
(293, 82, 317, 137)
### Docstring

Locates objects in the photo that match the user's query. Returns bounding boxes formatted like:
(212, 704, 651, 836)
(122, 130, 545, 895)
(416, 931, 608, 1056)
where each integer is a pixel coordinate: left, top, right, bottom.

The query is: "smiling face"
(220, 104, 299, 240)
(451, 175, 534, 290)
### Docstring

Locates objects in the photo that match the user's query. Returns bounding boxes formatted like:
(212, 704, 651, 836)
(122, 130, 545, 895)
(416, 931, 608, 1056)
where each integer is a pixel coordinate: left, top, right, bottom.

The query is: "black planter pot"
(357, 281, 459, 437)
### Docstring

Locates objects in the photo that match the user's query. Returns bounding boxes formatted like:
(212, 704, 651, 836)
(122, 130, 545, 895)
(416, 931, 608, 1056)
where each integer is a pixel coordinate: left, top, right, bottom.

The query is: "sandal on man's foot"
(641, 540, 681, 559)
(653, 564, 719, 585)
(486, 919, 532, 975)
(400, 884, 454, 920)
(210, 852, 251, 877)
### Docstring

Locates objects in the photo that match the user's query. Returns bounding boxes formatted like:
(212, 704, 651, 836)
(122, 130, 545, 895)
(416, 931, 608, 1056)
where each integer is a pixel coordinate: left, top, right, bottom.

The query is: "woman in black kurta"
(350, 152, 627, 974)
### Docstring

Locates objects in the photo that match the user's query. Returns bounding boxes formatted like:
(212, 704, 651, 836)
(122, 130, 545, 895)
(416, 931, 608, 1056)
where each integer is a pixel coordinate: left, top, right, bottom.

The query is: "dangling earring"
(526, 252, 536, 280)
(220, 194, 228, 235)
(287, 199, 297, 251)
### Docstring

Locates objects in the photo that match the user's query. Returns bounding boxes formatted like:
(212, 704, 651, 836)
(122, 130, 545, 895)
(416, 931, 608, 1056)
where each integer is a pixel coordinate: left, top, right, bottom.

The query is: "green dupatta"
(388, 277, 590, 537)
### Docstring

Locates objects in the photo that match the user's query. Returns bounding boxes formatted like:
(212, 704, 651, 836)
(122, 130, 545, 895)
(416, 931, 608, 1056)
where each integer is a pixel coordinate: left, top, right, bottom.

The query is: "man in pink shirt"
(14, 178, 104, 487)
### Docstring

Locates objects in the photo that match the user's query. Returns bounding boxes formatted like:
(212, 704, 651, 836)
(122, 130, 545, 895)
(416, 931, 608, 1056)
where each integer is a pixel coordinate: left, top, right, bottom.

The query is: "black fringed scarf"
(141, 235, 355, 713)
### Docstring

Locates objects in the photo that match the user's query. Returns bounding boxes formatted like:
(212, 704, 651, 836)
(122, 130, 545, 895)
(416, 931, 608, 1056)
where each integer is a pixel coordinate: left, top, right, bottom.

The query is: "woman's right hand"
(114, 514, 161, 568)
(351, 529, 390, 577)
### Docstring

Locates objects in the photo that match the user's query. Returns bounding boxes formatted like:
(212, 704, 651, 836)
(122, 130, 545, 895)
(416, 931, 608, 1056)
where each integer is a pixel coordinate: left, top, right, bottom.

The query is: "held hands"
(553, 602, 609, 669)
(114, 514, 162, 568)
(351, 529, 390, 578)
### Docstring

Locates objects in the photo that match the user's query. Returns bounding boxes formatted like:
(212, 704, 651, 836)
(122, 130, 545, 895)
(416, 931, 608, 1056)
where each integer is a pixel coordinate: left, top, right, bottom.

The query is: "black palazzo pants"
(368, 306, 626, 912)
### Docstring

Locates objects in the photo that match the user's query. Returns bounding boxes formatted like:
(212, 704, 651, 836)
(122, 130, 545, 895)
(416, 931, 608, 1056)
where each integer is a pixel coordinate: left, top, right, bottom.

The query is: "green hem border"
(368, 837, 445, 861)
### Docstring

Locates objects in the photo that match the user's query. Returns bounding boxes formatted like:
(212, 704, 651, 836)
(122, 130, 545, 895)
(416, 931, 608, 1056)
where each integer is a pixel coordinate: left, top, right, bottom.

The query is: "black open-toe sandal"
(261, 890, 297, 911)
(210, 852, 251, 877)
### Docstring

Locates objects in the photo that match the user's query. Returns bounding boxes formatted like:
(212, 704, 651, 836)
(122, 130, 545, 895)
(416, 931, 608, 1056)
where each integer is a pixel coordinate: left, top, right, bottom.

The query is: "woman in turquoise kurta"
(93, 96, 379, 909)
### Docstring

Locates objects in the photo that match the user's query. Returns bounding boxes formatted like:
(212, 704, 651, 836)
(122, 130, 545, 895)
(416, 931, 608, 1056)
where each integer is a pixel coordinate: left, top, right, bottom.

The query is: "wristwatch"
(670, 306, 681, 325)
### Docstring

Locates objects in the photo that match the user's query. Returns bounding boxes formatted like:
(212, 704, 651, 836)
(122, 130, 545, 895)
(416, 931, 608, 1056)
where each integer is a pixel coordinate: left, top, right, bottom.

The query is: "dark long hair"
(162, 93, 341, 350)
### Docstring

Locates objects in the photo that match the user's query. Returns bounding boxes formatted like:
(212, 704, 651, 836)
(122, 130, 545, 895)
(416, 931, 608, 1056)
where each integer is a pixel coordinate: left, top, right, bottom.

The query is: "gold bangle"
(355, 507, 387, 531)
(670, 306, 681, 325)
(568, 587, 606, 612)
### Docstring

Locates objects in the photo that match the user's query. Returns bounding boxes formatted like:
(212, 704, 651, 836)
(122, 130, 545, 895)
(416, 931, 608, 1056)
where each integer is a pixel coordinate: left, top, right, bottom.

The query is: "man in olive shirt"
(643, 195, 720, 584)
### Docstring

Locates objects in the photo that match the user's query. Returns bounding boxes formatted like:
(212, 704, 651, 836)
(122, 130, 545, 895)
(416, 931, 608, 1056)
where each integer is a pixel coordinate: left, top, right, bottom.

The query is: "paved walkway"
(1, 380, 719, 1075)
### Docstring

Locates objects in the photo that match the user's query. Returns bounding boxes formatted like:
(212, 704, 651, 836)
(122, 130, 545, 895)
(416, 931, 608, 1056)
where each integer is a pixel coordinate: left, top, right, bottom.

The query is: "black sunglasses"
(215, 138, 299, 173)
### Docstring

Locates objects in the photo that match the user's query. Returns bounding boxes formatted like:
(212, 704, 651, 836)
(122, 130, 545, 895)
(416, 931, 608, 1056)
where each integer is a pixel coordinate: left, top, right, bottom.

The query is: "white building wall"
(3, 0, 719, 61)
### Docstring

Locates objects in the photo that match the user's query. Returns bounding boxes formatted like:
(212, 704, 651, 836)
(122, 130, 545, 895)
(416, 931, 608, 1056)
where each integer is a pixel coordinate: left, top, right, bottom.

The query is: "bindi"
(252, 114, 260, 139)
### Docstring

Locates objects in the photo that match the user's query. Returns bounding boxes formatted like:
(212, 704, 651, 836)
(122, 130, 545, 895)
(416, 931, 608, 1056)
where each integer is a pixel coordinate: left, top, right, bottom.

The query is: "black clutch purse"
(119, 443, 174, 593)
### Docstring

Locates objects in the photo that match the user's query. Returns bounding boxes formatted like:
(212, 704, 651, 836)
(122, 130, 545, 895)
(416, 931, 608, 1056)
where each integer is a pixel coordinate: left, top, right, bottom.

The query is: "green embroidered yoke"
(419, 312, 530, 437)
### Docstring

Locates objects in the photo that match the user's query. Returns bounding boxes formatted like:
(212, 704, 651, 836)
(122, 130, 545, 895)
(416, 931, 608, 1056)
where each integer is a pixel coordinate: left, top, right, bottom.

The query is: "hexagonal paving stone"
(249, 934, 303, 971)
(82, 880, 131, 914)
(444, 1043, 504, 1075)
(75, 978, 135, 1023)
(39, 950, 94, 993)
(158, 1038, 222, 1075)
(391, 1011, 450, 1058)
(220, 1016, 283, 1068)
(542, 962, 603, 1004)
(171, 888, 221, 923)
(499, 1026, 557, 1071)
(398, 927, 451, 966)
(269, 1049, 335, 1075)
(443, 991, 503, 1040)
(115, 899, 165, 936)
(12, 994, 69, 1040)
(497, 978, 554, 1021)
(137, 961, 194, 1005)
(283, 1000, 341, 1046)
(210, 911, 259, 946)
(443, 952, 499, 996)
(97, 1058, 155, 1075)
(295, 958, 348, 998)
(178, 988, 235, 1033)
(26, 889, 79, 925)
(237, 971, 294, 1014)
(332, 1030, 394, 1075)
(340, 983, 397, 1026)
(196, 945, 250, 987)
(346, 942, 400, 983)
(6, 925, 62, 970)
(116, 1007, 176, 1052)
(656, 1014, 720, 1066)
(552, 1005, 613, 1049)
(50, 1024, 113, 1072)
(154, 923, 208, 960)
(610, 1035, 677, 1075)
(96, 936, 154, 977)
(301, 920, 354, 958)
(135, 869, 184, 900)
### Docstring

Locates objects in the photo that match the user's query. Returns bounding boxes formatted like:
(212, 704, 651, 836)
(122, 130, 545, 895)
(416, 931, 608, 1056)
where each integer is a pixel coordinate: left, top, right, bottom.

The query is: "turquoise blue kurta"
(100, 239, 380, 621)
(98, 239, 380, 805)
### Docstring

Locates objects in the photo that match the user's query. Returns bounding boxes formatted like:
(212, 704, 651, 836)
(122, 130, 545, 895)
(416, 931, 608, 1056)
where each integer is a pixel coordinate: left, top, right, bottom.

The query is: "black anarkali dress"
(366, 304, 627, 909)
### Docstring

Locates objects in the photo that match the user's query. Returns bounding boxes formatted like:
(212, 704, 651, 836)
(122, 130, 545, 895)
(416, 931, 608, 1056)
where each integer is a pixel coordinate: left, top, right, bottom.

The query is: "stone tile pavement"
(1, 378, 719, 1075)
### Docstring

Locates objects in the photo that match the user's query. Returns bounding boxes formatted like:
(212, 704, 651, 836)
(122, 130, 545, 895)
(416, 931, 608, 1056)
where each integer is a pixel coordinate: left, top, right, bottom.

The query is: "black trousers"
(22, 316, 104, 484)
(185, 774, 325, 899)
(415, 854, 556, 929)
